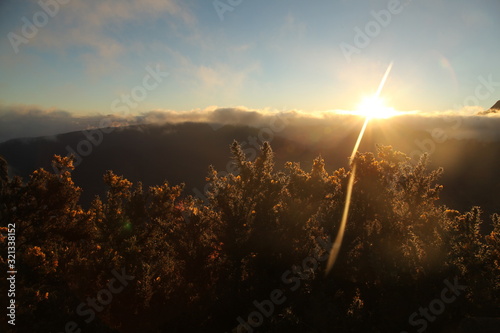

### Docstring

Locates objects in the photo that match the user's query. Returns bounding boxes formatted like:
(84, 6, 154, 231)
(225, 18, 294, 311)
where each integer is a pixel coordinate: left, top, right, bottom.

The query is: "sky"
(0, 0, 499, 117)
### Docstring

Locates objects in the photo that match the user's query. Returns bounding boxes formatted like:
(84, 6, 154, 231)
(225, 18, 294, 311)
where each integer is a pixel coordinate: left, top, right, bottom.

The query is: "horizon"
(1, 103, 500, 143)
(1, 0, 500, 118)
(1, 2, 500, 332)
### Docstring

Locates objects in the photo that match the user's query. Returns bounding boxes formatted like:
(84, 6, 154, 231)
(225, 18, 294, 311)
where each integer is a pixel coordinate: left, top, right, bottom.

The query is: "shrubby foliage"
(0, 142, 498, 332)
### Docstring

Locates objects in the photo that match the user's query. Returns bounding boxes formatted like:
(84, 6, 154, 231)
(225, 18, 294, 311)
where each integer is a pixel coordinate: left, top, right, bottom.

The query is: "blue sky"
(0, 0, 499, 115)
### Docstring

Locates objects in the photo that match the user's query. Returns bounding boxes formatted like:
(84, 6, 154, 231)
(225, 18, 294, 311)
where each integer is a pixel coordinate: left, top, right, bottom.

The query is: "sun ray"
(375, 62, 393, 97)
(325, 62, 393, 275)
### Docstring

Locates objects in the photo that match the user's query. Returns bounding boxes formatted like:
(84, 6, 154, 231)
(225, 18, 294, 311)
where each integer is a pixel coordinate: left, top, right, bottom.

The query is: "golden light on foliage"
(326, 62, 394, 275)
(0, 143, 499, 331)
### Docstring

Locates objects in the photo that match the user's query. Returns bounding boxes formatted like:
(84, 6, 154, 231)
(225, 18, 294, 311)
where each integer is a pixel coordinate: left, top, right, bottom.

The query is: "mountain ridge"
(1, 120, 499, 220)
(478, 100, 500, 115)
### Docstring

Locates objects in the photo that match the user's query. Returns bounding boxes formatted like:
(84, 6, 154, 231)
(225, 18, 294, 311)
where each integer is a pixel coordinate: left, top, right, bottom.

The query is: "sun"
(354, 95, 399, 119)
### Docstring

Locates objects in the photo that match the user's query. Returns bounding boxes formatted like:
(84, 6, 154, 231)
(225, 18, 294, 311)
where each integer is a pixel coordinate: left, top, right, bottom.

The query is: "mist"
(2, 104, 500, 144)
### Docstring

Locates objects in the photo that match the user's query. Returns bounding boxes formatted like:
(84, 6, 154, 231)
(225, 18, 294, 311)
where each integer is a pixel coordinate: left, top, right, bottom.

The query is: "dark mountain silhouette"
(0, 120, 499, 219)
(478, 100, 500, 115)
(0, 123, 323, 206)
(491, 100, 500, 110)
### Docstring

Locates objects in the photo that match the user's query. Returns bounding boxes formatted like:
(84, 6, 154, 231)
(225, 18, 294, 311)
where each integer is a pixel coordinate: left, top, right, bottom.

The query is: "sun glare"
(355, 95, 398, 119)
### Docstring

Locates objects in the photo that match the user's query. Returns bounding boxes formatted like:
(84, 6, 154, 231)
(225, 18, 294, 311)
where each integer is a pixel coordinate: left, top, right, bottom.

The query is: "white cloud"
(2, 103, 500, 143)
(30, 0, 196, 75)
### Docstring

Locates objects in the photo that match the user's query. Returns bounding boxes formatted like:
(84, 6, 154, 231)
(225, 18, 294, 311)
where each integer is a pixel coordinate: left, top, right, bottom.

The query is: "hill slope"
(0, 120, 499, 217)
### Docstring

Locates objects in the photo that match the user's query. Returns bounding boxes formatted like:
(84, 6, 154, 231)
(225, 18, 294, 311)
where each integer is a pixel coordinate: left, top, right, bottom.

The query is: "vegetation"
(1, 142, 499, 332)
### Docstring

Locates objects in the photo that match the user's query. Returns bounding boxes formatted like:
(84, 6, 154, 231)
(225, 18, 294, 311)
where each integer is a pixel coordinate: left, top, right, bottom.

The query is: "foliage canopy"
(0, 143, 498, 332)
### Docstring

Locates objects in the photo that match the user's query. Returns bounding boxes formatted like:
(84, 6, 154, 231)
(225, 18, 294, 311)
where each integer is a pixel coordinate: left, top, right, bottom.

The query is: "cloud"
(0, 105, 80, 142)
(0, 104, 319, 142)
(2, 103, 500, 144)
(157, 43, 260, 101)
(30, 0, 196, 76)
(0, 104, 143, 142)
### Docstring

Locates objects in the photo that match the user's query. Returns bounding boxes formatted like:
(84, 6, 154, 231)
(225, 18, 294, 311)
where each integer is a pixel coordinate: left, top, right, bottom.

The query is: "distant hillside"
(478, 100, 500, 115)
(0, 119, 499, 219)
(0, 123, 319, 206)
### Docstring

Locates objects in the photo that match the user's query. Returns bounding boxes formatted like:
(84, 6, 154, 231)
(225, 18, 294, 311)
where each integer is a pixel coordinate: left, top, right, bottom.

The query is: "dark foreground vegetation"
(1, 142, 499, 332)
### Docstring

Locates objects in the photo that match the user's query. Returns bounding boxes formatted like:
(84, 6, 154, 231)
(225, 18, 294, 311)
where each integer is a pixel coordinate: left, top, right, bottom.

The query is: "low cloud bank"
(1, 104, 500, 143)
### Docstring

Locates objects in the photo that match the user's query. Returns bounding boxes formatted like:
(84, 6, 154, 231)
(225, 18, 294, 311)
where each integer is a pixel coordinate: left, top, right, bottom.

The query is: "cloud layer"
(2, 104, 500, 144)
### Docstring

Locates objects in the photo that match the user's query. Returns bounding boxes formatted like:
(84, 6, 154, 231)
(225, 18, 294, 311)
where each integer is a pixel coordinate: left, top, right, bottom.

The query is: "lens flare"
(325, 62, 393, 275)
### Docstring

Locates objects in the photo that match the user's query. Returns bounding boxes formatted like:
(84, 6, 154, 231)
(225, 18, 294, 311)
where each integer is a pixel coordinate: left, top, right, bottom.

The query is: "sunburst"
(325, 62, 394, 275)
(354, 95, 398, 119)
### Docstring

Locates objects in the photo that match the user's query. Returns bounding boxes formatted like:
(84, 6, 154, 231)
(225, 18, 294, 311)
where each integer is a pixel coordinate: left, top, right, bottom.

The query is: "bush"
(0, 143, 498, 332)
